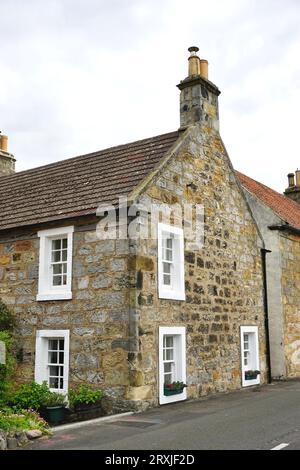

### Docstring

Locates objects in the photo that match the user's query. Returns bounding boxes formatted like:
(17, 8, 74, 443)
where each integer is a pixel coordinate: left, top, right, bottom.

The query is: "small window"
(159, 327, 186, 405)
(240, 326, 260, 387)
(158, 223, 185, 300)
(48, 338, 65, 391)
(35, 330, 70, 394)
(163, 335, 175, 384)
(37, 226, 74, 301)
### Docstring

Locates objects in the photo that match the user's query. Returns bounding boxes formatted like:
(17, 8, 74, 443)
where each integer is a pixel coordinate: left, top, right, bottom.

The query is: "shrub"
(0, 331, 16, 406)
(0, 408, 50, 434)
(0, 299, 15, 332)
(41, 391, 67, 408)
(11, 381, 52, 411)
(69, 384, 104, 408)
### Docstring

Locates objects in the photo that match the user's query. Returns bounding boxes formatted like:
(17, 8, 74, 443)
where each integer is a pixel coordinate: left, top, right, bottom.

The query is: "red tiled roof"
(236, 171, 300, 230)
(0, 131, 180, 232)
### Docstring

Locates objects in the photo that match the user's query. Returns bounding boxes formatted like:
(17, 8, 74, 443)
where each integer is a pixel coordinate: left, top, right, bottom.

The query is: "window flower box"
(245, 370, 260, 380)
(164, 381, 187, 396)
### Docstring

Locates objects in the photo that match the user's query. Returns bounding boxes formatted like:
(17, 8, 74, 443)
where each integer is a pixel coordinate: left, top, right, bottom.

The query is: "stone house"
(237, 171, 300, 380)
(0, 48, 268, 412)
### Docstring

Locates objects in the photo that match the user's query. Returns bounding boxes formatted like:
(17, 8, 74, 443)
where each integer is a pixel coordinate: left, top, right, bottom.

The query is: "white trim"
(240, 326, 260, 387)
(37, 226, 74, 301)
(157, 223, 185, 301)
(35, 329, 70, 394)
(159, 326, 186, 405)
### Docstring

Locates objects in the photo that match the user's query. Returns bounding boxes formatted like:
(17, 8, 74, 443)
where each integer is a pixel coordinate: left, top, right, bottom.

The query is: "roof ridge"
(236, 170, 300, 229)
(0, 130, 179, 181)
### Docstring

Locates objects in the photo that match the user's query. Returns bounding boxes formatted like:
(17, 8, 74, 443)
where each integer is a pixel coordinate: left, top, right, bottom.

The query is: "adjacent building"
(238, 171, 300, 379)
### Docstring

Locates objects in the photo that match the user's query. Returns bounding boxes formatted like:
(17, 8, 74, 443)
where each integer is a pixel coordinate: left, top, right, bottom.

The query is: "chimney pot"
(0, 134, 8, 152)
(200, 59, 209, 79)
(295, 169, 300, 187)
(188, 46, 200, 77)
(288, 173, 295, 188)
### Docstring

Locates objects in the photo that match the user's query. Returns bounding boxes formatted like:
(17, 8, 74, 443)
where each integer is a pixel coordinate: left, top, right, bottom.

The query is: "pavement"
(23, 380, 300, 450)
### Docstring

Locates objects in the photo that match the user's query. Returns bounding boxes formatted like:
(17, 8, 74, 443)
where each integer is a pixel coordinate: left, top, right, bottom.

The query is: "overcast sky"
(1, 0, 299, 192)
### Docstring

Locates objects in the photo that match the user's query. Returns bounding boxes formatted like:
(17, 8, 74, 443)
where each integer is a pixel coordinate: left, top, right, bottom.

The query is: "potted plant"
(40, 391, 67, 426)
(164, 381, 187, 396)
(245, 370, 260, 380)
(68, 384, 104, 418)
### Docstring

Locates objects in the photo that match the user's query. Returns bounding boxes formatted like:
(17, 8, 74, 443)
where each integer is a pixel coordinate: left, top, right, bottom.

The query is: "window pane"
(166, 237, 173, 248)
(53, 276, 62, 286)
(48, 340, 58, 350)
(62, 250, 68, 262)
(48, 352, 58, 364)
(52, 251, 61, 262)
(62, 275, 67, 285)
(59, 339, 64, 350)
(59, 352, 64, 364)
(164, 363, 172, 373)
(52, 239, 61, 250)
(49, 377, 59, 389)
(62, 264, 67, 274)
(163, 263, 171, 274)
(53, 264, 62, 275)
(49, 365, 59, 377)
(166, 349, 173, 360)
(60, 378, 64, 389)
(165, 336, 173, 347)
(62, 238, 68, 249)
(164, 373, 172, 384)
(163, 275, 171, 286)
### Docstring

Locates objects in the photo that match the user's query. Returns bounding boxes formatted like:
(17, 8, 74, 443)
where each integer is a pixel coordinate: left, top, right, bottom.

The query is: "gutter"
(268, 224, 300, 236)
(261, 248, 272, 384)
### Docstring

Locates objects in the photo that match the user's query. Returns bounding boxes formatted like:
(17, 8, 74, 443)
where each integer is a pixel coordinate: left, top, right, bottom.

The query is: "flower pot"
(164, 388, 184, 396)
(41, 406, 66, 426)
(245, 372, 259, 380)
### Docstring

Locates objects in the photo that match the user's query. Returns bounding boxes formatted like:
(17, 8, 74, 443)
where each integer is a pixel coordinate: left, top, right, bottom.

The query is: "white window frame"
(240, 326, 260, 387)
(37, 226, 74, 301)
(35, 329, 70, 394)
(159, 326, 186, 405)
(157, 223, 185, 301)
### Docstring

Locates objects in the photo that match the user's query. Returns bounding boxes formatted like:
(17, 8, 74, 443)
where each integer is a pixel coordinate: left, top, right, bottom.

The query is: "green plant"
(41, 391, 67, 408)
(164, 381, 187, 391)
(0, 331, 16, 406)
(0, 299, 15, 332)
(245, 370, 260, 380)
(11, 381, 52, 410)
(0, 408, 50, 434)
(0, 300, 16, 406)
(69, 384, 104, 408)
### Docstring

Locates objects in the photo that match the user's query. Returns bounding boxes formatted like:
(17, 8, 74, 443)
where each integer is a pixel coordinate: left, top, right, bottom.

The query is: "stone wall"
(127, 124, 267, 406)
(280, 232, 300, 377)
(0, 223, 134, 411)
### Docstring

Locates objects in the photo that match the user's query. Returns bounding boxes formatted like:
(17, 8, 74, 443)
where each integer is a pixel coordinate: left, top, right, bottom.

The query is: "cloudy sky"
(1, 0, 299, 191)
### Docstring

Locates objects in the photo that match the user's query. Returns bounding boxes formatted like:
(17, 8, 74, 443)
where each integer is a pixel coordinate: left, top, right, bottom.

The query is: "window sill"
(158, 290, 186, 301)
(242, 377, 260, 387)
(36, 292, 73, 301)
(160, 389, 186, 405)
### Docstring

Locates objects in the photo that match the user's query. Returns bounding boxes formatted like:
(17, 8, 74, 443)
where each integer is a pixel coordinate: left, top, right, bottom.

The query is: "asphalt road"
(24, 380, 300, 450)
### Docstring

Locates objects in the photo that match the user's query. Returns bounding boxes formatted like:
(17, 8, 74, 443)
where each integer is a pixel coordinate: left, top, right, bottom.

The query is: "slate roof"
(0, 131, 180, 232)
(236, 171, 300, 230)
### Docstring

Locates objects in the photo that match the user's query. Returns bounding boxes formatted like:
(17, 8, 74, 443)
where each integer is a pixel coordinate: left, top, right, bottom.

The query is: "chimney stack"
(177, 47, 220, 131)
(0, 133, 16, 177)
(284, 169, 300, 204)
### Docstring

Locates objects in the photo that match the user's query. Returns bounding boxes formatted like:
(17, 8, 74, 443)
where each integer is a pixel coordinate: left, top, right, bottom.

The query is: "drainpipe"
(261, 248, 272, 384)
